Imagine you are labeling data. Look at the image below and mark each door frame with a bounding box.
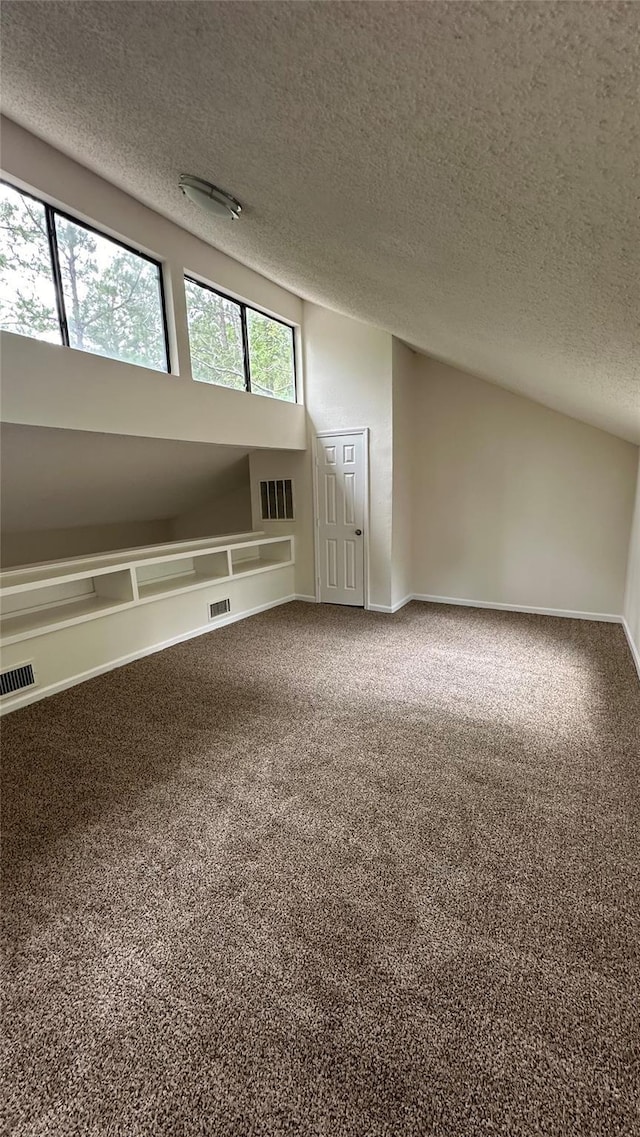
[313,427,371,609]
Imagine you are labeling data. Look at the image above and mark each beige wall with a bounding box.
[624,454,640,671]
[0,424,253,531]
[303,303,393,609]
[170,482,253,542]
[391,340,415,609]
[0,423,255,568]
[1,519,173,568]
[2,482,256,569]
[411,359,638,616]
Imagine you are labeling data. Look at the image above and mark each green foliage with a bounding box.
[247,309,295,401]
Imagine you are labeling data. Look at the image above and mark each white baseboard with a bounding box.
[4,592,636,715]
[411,594,622,623]
[622,619,640,680]
[368,595,413,614]
[0,594,297,715]
[392,595,414,613]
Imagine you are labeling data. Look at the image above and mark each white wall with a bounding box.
[303,303,393,609]
[1,332,306,450]
[411,358,638,616]
[391,340,415,609]
[248,450,315,599]
[623,454,640,673]
[0,118,305,451]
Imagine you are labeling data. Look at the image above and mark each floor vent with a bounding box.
[1,663,36,697]
[209,599,231,619]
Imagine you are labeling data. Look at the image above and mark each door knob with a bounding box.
[355,529,362,536]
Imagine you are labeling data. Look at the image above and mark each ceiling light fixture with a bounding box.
[179,174,242,220]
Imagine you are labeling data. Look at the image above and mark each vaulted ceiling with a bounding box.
[1,1,638,441]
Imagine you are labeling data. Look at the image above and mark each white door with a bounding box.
[316,431,366,606]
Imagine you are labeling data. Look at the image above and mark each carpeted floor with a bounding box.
[1,601,639,1136]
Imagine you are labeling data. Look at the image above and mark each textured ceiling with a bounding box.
[1,1,638,441]
[0,425,250,531]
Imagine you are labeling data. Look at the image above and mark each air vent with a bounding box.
[209,599,231,619]
[260,479,294,521]
[0,663,36,697]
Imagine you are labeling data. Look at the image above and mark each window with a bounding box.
[260,479,294,521]
[246,308,296,400]
[185,276,296,402]
[0,180,170,371]
[0,184,61,344]
[184,279,245,390]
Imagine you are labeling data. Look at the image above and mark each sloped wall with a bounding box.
[0,424,255,567]
[1,520,173,568]
[170,479,253,541]
[410,358,638,615]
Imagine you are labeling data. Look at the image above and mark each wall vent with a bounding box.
[1,663,36,697]
[260,479,294,521]
[209,599,231,619]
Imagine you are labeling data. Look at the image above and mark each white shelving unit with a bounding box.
[0,568,136,645]
[0,533,294,647]
[135,550,231,602]
[230,539,293,577]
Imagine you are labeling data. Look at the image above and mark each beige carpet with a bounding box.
[2,601,639,1136]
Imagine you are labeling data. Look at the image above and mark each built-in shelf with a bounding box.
[1,559,134,594]
[135,550,231,602]
[0,531,260,595]
[230,540,293,577]
[231,559,270,576]
[0,595,129,644]
[0,534,294,647]
[0,568,135,645]
[136,572,200,601]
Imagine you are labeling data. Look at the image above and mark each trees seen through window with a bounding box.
[0,181,168,371]
[185,276,296,402]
